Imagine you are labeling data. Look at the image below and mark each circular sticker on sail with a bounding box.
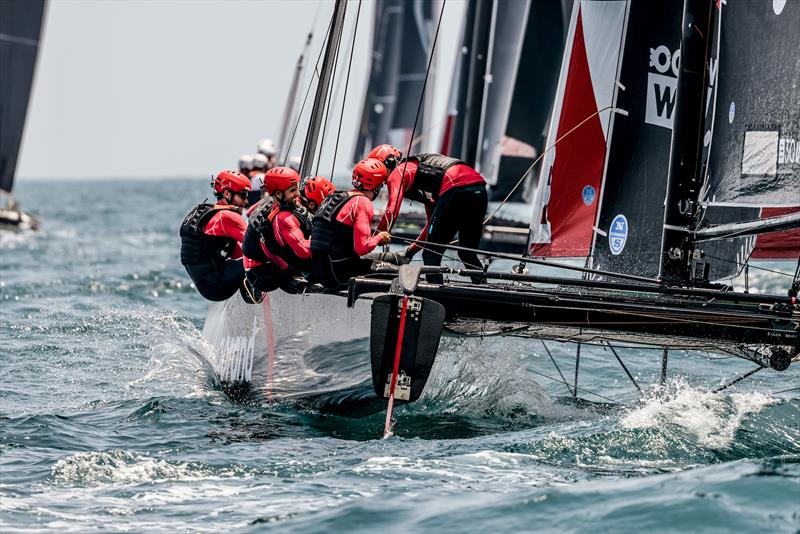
[728,101,735,124]
[608,214,628,256]
[774,0,787,15]
[581,185,596,206]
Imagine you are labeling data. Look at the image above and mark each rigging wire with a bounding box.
[330,0,362,179]
[390,234,660,285]
[701,253,796,279]
[387,0,448,231]
[483,105,621,226]
[527,368,622,405]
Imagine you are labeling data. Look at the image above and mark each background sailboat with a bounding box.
[0,0,46,231]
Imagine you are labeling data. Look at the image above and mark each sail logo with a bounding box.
[778,137,800,165]
[608,214,628,255]
[645,46,680,130]
[582,185,596,206]
[213,316,257,383]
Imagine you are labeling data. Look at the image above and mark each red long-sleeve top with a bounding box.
[337,193,384,256]
[203,206,247,259]
[243,205,312,270]
[377,161,485,251]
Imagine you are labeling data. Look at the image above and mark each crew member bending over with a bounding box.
[180,170,251,301]
[242,167,322,294]
[370,144,487,283]
[310,158,391,289]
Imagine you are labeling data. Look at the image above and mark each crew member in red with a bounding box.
[180,170,251,301]
[242,167,319,294]
[310,158,391,289]
[371,144,488,283]
[301,175,336,212]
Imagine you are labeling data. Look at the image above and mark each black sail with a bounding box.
[591,0,683,279]
[0,0,46,193]
[698,0,800,278]
[353,0,432,161]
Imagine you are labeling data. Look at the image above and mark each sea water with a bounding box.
[1,178,798,533]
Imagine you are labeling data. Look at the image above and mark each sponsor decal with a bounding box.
[581,185,596,206]
[774,0,787,15]
[728,101,735,124]
[608,214,628,255]
[646,45,680,129]
[214,316,257,383]
[742,131,779,175]
[778,137,800,165]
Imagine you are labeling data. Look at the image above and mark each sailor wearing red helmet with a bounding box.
[310,158,392,289]
[242,167,325,294]
[180,170,252,301]
[301,175,336,213]
[370,144,487,284]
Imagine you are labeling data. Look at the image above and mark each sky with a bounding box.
[17,0,464,181]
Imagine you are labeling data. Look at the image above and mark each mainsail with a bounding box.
[590,0,683,278]
[0,0,46,194]
[696,0,800,278]
[352,0,433,162]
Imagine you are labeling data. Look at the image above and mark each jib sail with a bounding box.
[697,0,800,278]
[0,0,46,193]
[353,0,433,162]
[590,0,683,278]
[528,0,626,257]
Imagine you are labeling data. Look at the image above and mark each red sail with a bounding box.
[528,2,626,257]
[752,207,800,259]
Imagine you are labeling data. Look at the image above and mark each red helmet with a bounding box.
[303,176,335,206]
[352,158,388,191]
[368,144,401,170]
[213,170,251,194]
[264,166,300,195]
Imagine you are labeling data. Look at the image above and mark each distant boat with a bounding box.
[0,0,46,231]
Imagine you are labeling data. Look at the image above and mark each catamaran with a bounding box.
[198,0,799,436]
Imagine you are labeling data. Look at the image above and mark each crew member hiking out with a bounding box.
[370,144,488,284]
[242,167,324,295]
[180,170,252,301]
[310,158,391,289]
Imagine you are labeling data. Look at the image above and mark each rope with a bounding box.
[390,234,660,285]
[331,0,362,179]
[484,105,620,226]
[388,0,448,231]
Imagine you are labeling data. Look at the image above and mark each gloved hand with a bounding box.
[401,246,418,264]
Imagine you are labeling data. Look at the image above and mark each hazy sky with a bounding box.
[17,0,464,181]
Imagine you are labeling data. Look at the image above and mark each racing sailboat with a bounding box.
[0,0,46,231]
[200,0,799,418]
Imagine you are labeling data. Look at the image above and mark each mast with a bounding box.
[300,0,347,180]
[660,0,715,283]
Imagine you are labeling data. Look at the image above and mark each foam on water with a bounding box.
[621,377,777,449]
